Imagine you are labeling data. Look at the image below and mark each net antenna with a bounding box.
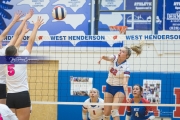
[109,26,128,35]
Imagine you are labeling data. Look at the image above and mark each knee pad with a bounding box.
[111,109,119,118]
[103,115,110,120]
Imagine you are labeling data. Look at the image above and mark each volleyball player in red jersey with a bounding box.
[126,84,155,120]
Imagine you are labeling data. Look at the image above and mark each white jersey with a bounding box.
[0,104,18,120]
[106,55,130,86]
[0,45,8,84]
[5,49,30,93]
[83,98,104,120]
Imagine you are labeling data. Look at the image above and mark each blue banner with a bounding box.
[98,0,124,31]
[125,0,163,30]
[1,0,180,48]
[165,0,180,30]
[0,56,48,64]
[0,0,91,35]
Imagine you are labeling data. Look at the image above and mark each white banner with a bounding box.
[70,76,93,96]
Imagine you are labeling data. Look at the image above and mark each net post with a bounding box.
[152,0,158,34]
[90,0,95,35]
[94,0,100,35]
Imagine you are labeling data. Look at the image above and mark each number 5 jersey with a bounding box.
[5,49,30,93]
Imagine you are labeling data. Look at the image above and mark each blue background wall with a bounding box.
[58,70,180,120]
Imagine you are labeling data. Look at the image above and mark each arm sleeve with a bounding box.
[124,64,130,77]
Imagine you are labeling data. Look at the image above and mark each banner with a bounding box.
[126,0,163,30]
[99,0,124,31]
[2,34,180,47]
[143,79,161,104]
[165,0,180,30]
[0,0,91,35]
[70,76,93,96]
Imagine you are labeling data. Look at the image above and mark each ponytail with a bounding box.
[130,40,144,56]
[124,40,144,59]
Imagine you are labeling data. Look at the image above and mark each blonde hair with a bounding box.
[125,40,144,59]
[88,88,100,97]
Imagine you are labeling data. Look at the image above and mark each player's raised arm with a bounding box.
[14,23,29,49]
[0,11,23,43]
[7,9,34,47]
[98,55,115,64]
[26,16,44,54]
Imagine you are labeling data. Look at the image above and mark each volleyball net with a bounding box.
[4,34,179,120]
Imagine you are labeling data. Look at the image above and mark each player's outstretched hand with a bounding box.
[98,60,101,64]
[22,23,30,34]
[24,9,34,20]
[98,56,105,64]
[12,11,24,22]
[33,16,44,29]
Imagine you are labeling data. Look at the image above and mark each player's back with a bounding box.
[5,64,28,93]
[5,49,30,93]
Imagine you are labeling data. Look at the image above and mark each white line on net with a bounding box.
[31,101,180,107]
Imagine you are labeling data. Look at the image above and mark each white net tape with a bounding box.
[31,101,180,107]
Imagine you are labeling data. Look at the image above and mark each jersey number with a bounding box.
[8,64,15,76]
[110,68,117,76]
[93,110,96,115]
[135,112,139,117]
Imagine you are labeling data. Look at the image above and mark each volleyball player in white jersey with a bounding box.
[98,45,143,120]
[5,16,43,120]
[82,88,104,120]
[0,10,32,104]
[0,104,18,120]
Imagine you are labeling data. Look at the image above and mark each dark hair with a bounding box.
[133,84,143,92]
[133,84,143,97]
[5,45,17,56]
[124,40,144,59]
